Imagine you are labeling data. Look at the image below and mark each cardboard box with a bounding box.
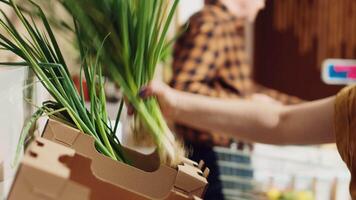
[8,137,91,200]
[9,119,208,199]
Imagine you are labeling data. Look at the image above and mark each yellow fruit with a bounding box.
[267,189,282,200]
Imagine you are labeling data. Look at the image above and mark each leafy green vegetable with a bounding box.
[61,0,184,165]
[0,0,127,163]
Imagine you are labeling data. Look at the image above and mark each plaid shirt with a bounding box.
[170,1,301,148]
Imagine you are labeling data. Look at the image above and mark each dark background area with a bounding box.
[253,0,345,100]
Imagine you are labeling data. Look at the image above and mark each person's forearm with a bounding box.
[170,90,335,145]
[171,90,284,144]
[253,83,304,105]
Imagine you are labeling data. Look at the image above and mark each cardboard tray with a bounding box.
[8,119,209,199]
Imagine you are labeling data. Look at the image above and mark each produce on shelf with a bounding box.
[267,189,314,200]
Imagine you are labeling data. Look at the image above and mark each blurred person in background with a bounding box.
[169,0,303,199]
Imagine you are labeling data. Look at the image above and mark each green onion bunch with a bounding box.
[0,0,127,163]
[61,0,185,166]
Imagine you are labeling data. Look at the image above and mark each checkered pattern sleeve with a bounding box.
[170,18,221,97]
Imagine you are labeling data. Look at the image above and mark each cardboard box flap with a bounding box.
[121,144,160,172]
[44,119,161,172]
[22,138,74,178]
[87,149,177,199]
[8,138,90,200]
[181,158,199,168]
[44,119,81,147]
[174,163,208,197]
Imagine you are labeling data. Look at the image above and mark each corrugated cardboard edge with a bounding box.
[8,138,90,200]
[42,119,208,199]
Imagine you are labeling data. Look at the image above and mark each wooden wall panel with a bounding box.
[253,0,356,100]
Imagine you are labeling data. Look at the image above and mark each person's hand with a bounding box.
[127,81,178,120]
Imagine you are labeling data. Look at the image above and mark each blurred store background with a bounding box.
[1,0,356,199]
